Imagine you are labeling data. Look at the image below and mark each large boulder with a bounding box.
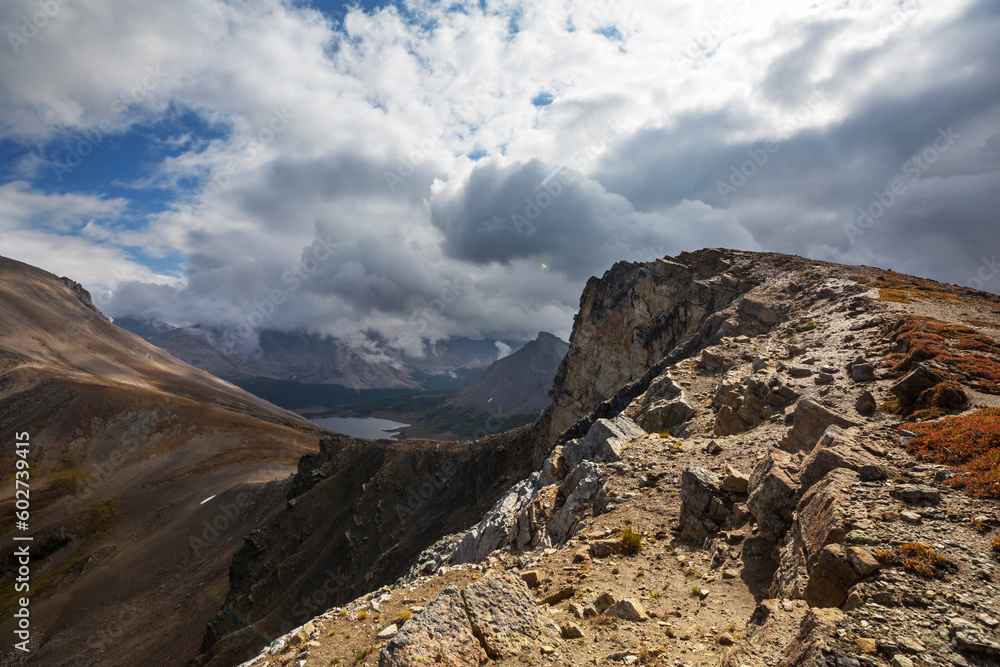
[802,543,862,608]
[747,448,801,543]
[799,426,876,493]
[890,363,945,404]
[460,573,559,659]
[562,416,645,471]
[713,372,799,436]
[680,468,729,543]
[508,485,559,552]
[380,573,559,666]
[637,397,695,434]
[635,372,695,434]
[547,462,607,542]
[379,587,488,667]
[771,469,858,602]
[780,608,844,667]
[779,399,859,453]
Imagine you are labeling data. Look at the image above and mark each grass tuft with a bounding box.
[620,528,643,555]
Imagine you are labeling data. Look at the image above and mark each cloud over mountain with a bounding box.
[1,0,998,350]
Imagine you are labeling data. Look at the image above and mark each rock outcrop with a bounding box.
[380,573,560,666]
[779,398,860,453]
[536,249,758,449]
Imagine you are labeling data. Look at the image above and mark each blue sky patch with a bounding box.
[531,92,555,108]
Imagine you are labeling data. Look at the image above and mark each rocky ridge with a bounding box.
[222,249,1000,667]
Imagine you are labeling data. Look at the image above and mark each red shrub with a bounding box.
[904,408,1000,498]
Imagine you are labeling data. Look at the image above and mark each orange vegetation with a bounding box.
[874,542,956,578]
[876,270,1000,310]
[886,316,1000,396]
[904,408,1000,498]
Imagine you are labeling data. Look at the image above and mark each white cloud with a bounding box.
[0,0,997,349]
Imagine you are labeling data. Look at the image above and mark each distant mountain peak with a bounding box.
[450,332,569,414]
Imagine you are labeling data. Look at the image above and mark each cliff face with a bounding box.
[537,248,774,449]
[196,427,537,667]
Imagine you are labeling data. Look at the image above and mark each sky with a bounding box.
[1,0,998,354]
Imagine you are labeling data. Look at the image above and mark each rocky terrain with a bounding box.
[220,249,1000,667]
[451,332,569,414]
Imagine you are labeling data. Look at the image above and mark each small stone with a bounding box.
[605,599,648,621]
[561,622,585,639]
[847,547,881,577]
[568,602,585,619]
[573,548,591,563]
[521,570,540,587]
[897,637,926,653]
[624,655,639,665]
[589,540,622,558]
[718,633,736,646]
[593,592,616,614]
[540,646,556,655]
[978,613,1000,629]
[704,440,723,455]
[721,465,750,493]
[893,657,914,667]
[541,586,575,605]
[891,484,941,504]
[723,568,739,580]
[859,464,888,482]
[855,390,877,415]
[288,622,315,646]
[857,638,877,653]
[376,624,398,639]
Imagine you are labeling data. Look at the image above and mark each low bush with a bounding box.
[874,543,956,578]
[904,408,1000,498]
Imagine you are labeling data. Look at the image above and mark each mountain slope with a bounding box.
[450,332,568,414]
[226,248,1000,667]
[0,256,322,667]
